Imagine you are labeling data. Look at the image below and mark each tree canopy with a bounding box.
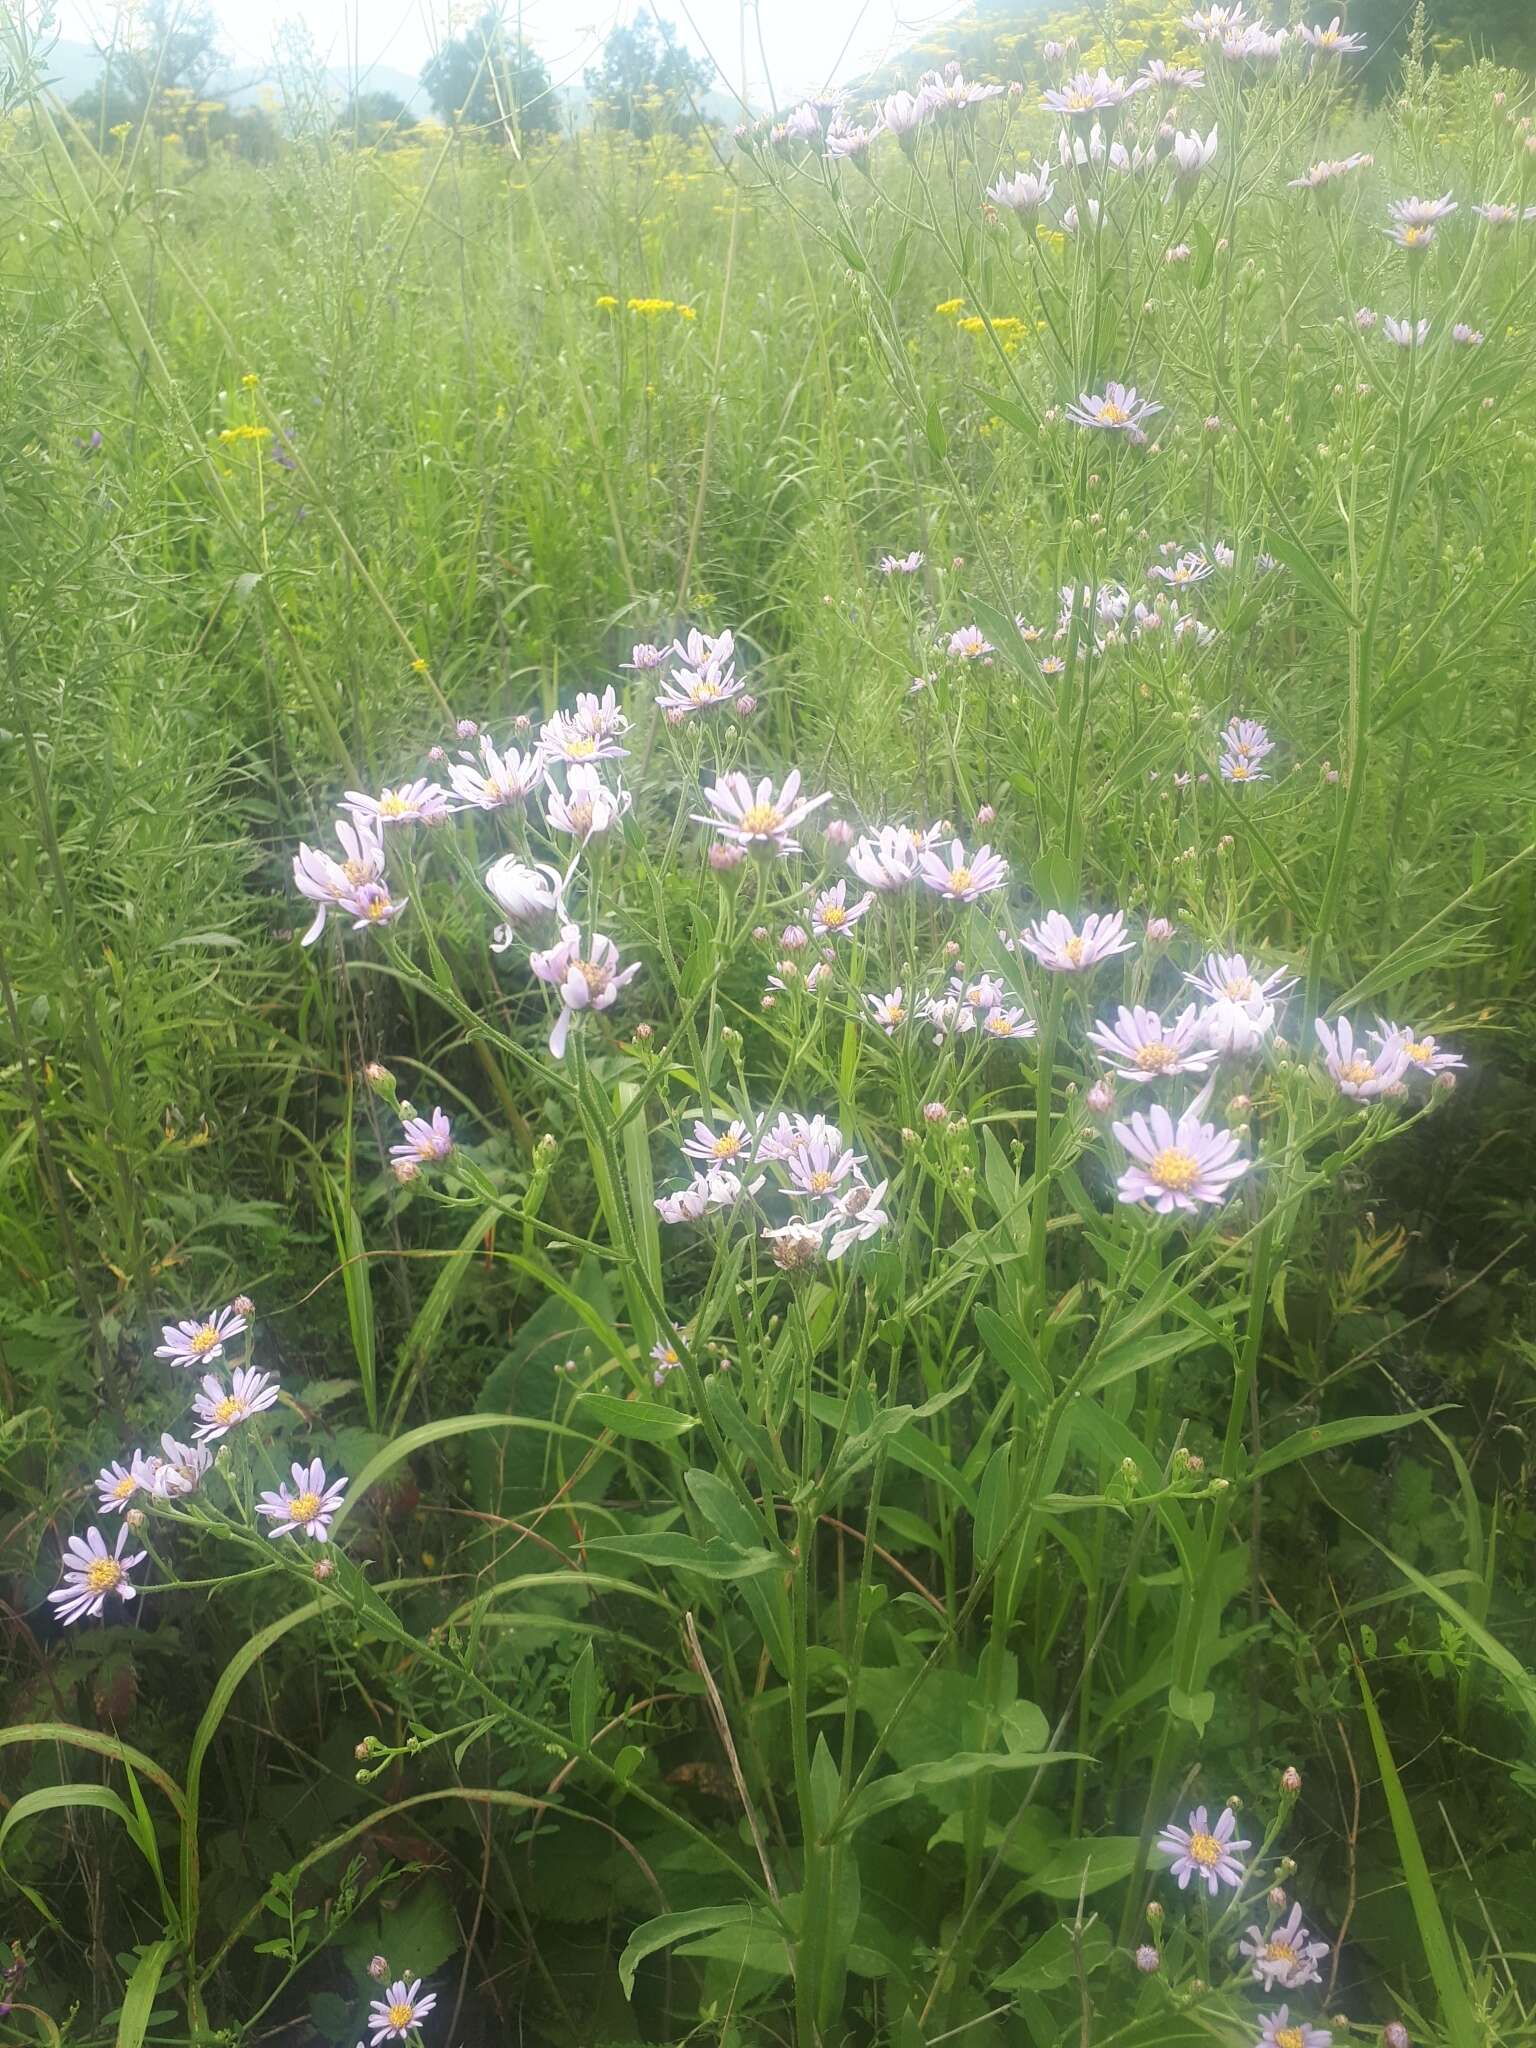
[420,11,558,138]
[583,16,714,138]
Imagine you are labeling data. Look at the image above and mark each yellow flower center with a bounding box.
[378,793,410,816]
[112,1474,137,1499]
[711,1134,744,1160]
[564,735,597,758]
[85,1557,123,1594]
[191,1324,220,1354]
[947,867,974,894]
[1406,1039,1432,1062]
[693,678,722,699]
[288,1490,322,1523]
[1065,89,1094,109]
[1276,2030,1305,2048]
[1339,1057,1376,1085]
[1064,935,1086,964]
[1401,225,1429,245]
[985,1013,1015,1035]
[885,1004,906,1022]
[1134,1041,1178,1072]
[739,803,783,834]
[1266,1939,1300,1964]
[1149,1148,1201,1192]
[1222,975,1255,1000]
[567,803,595,832]
[806,1169,836,1193]
[577,960,612,997]
[364,897,391,920]
[387,2003,414,2029]
[1186,1827,1222,1865]
[1097,401,1129,425]
[342,858,372,883]
[213,1395,243,1425]
[1229,763,1252,780]
[821,903,846,926]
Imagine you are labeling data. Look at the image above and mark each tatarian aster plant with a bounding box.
[682,1118,758,1168]
[1376,1021,1465,1082]
[1255,2009,1332,2048]
[1065,383,1163,435]
[446,736,544,810]
[95,1452,158,1514]
[1022,909,1135,972]
[849,823,938,891]
[292,817,388,946]
[693,769,831,855]
[1298,15,1366,53]
[528,924,642,1058]
[1089,1003,1215,1081]
[812,881,873,937]
[192,1366,282,1442]
[919,837,1009,902]
[1240,1903,1330,1991]
[1315,1016,1409,1099]
[151,1433,212,1498]
[391,1109,454,1166]
[1155,1802,1252,1892]
[342,779,449,827]
[1114,1097,1249,1214]
[257,1458,348,1542]
[155,1303,248,1369]
[368,1978,438,2044]
[47,1523,147,1627]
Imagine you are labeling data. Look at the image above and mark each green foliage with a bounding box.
[420,9,559,138]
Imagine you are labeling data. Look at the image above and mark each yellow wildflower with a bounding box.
[677,304,697,320]
[411,657,429,673]
[240,372,260,388]
[217,424,272,445]
[595,294,619,309]
[627,297,677,316]
[934,297,966,317]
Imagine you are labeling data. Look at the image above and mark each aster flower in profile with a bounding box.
[1041,67,1149,118]
[544,763,631,839]
[1375,1021,1465,1082]
[529,924,642,1058]
[540,700,629,764]
[1170,126,1219,179]
[867,987,910,1032]
[1289,153,1371,193]
[1223,24,1287,60]
[1156,1802,1252,1890]
[150,1433,213,1498]
[657,628,741,713]
[682,1117,758,1168]
[1385,221,1438,252]
[878,550,925,574]
[825,1177,891,1259]
[1452,322,1484,346]
[947,624,994,660]
[988,165,1055,217]
[1150,551,1213,589]
[812,881,873,937]
[1066,383,1163,435]
[391,1108,454,1166]
[1142,57,1205,88]
[1240,1903,1330,1991]
[622,642,667,671]
[192,1366,281,1442]
[655,1171,736,1224]
[1022,909,1134,972]
[1388,192,1456,227]
[978,1003,1037,1044]
[925,69,1007,115]
[1184,3,1248,38]
[1255,2009,1332,2048]
[1315,1015,1410,1099]
[1089,1004,1215,1082]
[446,735,545,810]
[921,994,976,1045]
[763,1218,828,1271]
[1474,203,1520,226]
[1298,15,1366,53]
[293,817,388,946]
[368,1978,438,2045]
[1354,305,1379,330]
[879,89,926,142]
[342,780,449,827]
[826,118,878,159]
[485,856,563,938]
[1061,200,1103,234]
[919,837,1010,902]
[257,1457,348,1542]
[95,1452,159,1514]
[47,1523,147,1626]
[155,1302,248,1369]
[693,769,831,855]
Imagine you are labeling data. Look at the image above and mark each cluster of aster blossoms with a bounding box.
[654,1112,889,1269]
[648,626,748,719]
[47,1297,349,1631]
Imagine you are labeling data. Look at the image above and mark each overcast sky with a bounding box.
[47,0,956,106]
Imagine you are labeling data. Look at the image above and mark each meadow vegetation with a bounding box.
[2,6,1536,2046]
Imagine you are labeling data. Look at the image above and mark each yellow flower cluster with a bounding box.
[934,297,967,317]
[623,296,697,319]
[217,424,271,445]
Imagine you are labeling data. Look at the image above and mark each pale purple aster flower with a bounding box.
[1298,16,1366,53]
[150,1433,212,1498]
[257,1457,347,1542]
[1187,952,1296,1007]
[849,824,941,891]
[47,1522,147,1626]
[978,1004,1037,1043]
[622,642,667,671]
[951,971,1007,1009]
[825,1177,890,1260]
[657,628,741,713]
[1156,1802,1252,1889]
[1184,4,1248,39]
[342,780,449,827]
[867,987,910,1032]
[391,1108,454,1165]
[1315,1015,1410,1098]
[1474,203,1519,227]
[826,119,878,159]
[758,1112,844,1163]
[988,165,1055,216]
[1225,716,1274,760]
[1355,306,1378,330]
[1388,193,1457,227]
[1201,997,1275,1053]
[924,70,1006,115]
[1224,24,1287,60]
[1256,2009,1331,2048]
[1383,2024,1411,2048]
[1066,383,1163,434]
[1150,551,1213,588]
[1374,1021,1465,1081]
[1146,916,1176,941]
[292,817,387,945]
[1041,68,1149,118]
[812,880,873,937]
[1220,751,1268,784]
[1289,153,1373,193]
[539,703,629,764]
[784,101,822,142]
[682,1118,757,1168]
[1021,909,1134,972]
[485,856,562,935]
[446,736,544,810]
[1116,1094,1248,1214]
[155,1303,247,1370]
[785,1135,861,1198]
[650,1336,682,1384]
[763,1218,828,1270]
[920,994,976,1045]
[340,881,410,933]
[1385,221,1438,252]
[95,1451,159,1514]
[879,90,926,141]
[544,763,631,838]
[1171,125,1219,178]
[192,1366,281,1441]
[1089,1004,1215,1081]
[693,769,831,855]
[1062,200,1103,234]
[878,550,925,574]
[919,837,1009,902]
[1135,1944,1161,1973]
[1452,322,1484,346]
[1240,1903,1330,1990]
[528,923,642,1057]
[948,624,994,660]
[1142,57,1205,87]
[368,1979,438,2044]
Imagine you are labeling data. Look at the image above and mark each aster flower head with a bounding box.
[95,1451,160,1514]
[293,817,388,946]
[1089,1004,1216,1082]
[47,1522,147,1626]
[1184,3,1248,38]
[1041,67,1149,119]
[1375,1021,1465,1081]
[979,1003,1037,1043]
[155,1302,248,1369]
[919,837,1009,903]
[825,1177,891,1260]
[368,1978,438,2044]
[1062,199,1103,234]
[447,735,545,810]
[1223,23,1288,60]
[879,89,926,140]
[1256,2009,1332,2048]
[1221,750,1269,784]
[1171,125,1219,178]
[1156,1801,1252,1889]
[340,882,409,933]
[1355,305,1379,329]
[1315,1015,1410,1098]
[1115,1093,1249,1213]
[151,1432,213,1498]
[948,624,994,660]
[485,856,563,935]
[657,628,741,714]
[1150,551,1213,588]
[826,118,878,159]
[764,1218,827,1270]
[1388,192,1456,227]
[539,703,629,764]
[758,1111,844,1164]
[867,987,910,1032]
[693,769,831,856]
[1385,221,1437,252]
[622,641,667,671]
[528,923,642,1058]
[544,763,631,838]
[1066,383,1163,435]
[813,880,873,937]
[257,1457,347,1542]
[1452,322,1484,346]
[1474,203,1519,226]
[1022,909,1134,972]
[1143,57,1205,87]
[1240,1903,1330,1991]
[342,780,449,828]
[1225,716,1275,761]
[192,1366,281,1441]
[655,1168,759,1224]
[1299,16,1366,53]
[391,1108,454,1165]
[878,550,925,574]
[1188,952,1296,1007]
[785,1134,861,1199]
[682,1117,758,1168]
[988,164,1055,216]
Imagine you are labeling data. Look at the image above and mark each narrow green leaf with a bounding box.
[579,1390,698,1441]
[115,1939,177,2048]
[619,1904,764,1997]
[1250,1408,1437,1478]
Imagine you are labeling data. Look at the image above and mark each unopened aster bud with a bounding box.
[665,706,687,727]
[735,694,757,717]
[536,1133,557,1159]
[391,1158,420,1185]
[1134,1945,1161,1974]
[1282,1766,1302,1794]
[923,1101,949,1125]
[752,926,769,942]
[901,1126,918,1144]
[355,1738,376,1761]
[633,1021,653,1040]
[1269,1886,1289,1911]
[1205,415,1223,432]
[1145,1899,1164,1924]
[1382,2025,1411,2048]
[232,1294,255,1318]
[1086,1078,1116,1113]
[709,841,747,870]
[427,745,445,762]
[761,994,776,1010]
[944,940,961,959]
[975,803,996,825]
[312,1556,335,1581]
[824,818,854,846]
[455,718,479,739]
[368,1955,389,1981]
[514,714,532,733]
[1145,916,1175,941]
[364,1062,393,1089]
[125,1507,145,1529]
[781,924,808,951]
